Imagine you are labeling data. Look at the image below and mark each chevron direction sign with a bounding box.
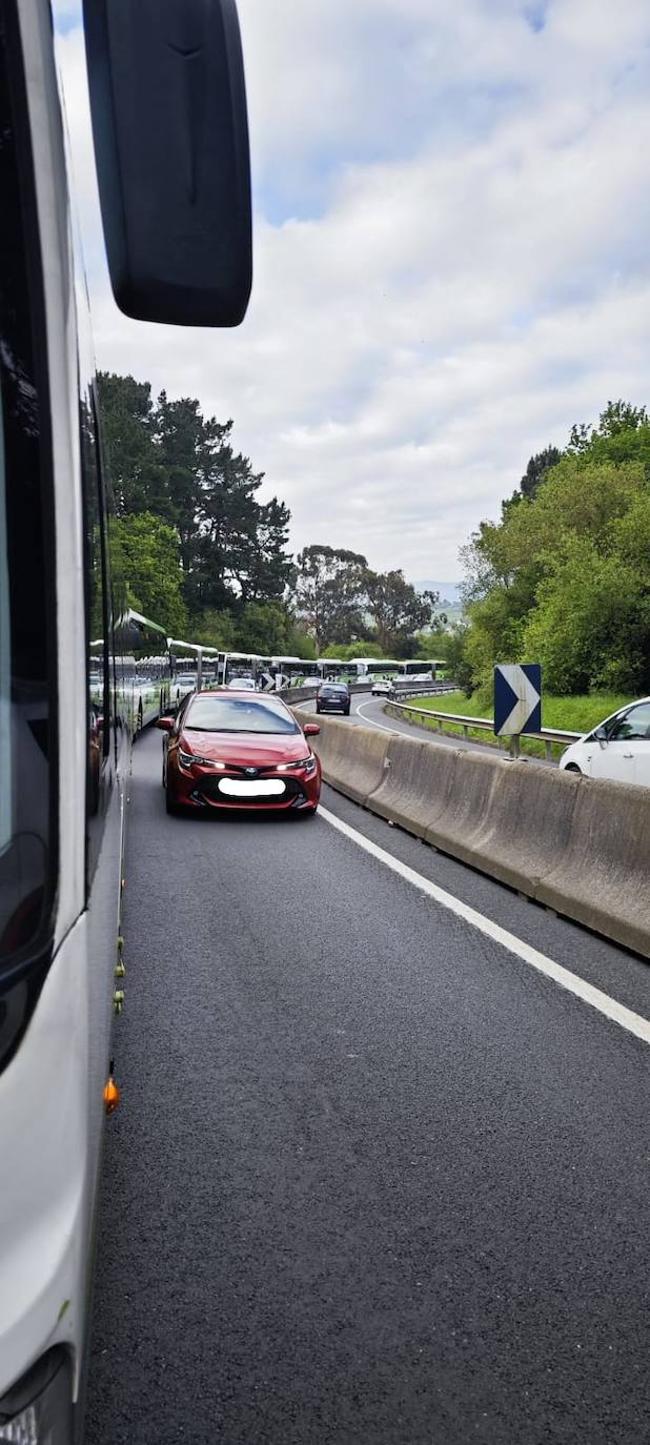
[494,664,542,736]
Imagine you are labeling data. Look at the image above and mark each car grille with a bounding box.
[198,776,303,802]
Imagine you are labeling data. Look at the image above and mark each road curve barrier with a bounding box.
[311,717,650,958]
[313,719,390,804]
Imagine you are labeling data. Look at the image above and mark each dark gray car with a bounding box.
[316,683,351,716]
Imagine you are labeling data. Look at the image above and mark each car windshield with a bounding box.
[185,697,299,734]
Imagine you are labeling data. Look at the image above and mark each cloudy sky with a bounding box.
[54,0,650,583]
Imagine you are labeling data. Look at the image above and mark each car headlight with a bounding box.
[0,1349,72,1444]
[178,751,225,769]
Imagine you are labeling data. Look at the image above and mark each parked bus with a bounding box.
[0,1,251,1439]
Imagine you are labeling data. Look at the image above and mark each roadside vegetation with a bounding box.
[393,691,634,761]
[441,401,650,703]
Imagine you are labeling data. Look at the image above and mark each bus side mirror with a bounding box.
[83,0,252,326]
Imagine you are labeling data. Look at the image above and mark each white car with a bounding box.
[371,678,394,697]
[228,676,256,691]
[559,697,650,787]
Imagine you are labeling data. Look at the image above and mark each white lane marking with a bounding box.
[355,700,402,733]
[318,804,650,1047]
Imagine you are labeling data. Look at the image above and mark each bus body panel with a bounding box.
[0,0,126,1414]
[20,0,87,949]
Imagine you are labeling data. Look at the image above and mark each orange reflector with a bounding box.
[103,1076,121,1114]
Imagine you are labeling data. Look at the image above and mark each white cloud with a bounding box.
[54,0,650,580]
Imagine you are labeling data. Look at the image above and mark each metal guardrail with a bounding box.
[388,682,458,699]
[386,699,581,762]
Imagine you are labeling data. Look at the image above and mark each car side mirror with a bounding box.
[156,716,174,732]
[83,0,252,325]
[594,726,608,745]
[303,723,320,737]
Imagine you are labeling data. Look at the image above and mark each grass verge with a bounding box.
[389,691,634,761]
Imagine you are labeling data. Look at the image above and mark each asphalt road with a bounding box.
[85,728,650,1445]
[305,692,543,761]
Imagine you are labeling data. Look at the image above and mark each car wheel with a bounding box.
[564,763,583,775]
[343,706,350,715]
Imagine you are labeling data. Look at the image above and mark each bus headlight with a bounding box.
[0,1349,72,1444]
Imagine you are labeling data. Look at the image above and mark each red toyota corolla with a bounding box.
[157,690,322,816]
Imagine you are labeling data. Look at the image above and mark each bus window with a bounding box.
[80,378,113,875]
[0,2,56,1057]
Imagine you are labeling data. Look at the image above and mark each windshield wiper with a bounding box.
[184,725,296,735]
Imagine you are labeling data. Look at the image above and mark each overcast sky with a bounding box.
[54,0,650,583]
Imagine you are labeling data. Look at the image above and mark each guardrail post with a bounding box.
[510,735,520,759]
[545,740,552,762]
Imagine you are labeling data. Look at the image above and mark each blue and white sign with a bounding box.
[494,664,542,736]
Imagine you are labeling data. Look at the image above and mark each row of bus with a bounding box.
[96,620,448,730]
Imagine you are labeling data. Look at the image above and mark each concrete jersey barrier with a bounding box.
[311,717,390,804]
[312,716,650,958]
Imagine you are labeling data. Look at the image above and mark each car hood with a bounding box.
[180,730,308,765]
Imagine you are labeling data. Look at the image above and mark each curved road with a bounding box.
[304,691,546,762]
[85,728,650,1445]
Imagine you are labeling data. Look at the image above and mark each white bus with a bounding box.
[0,1,251,1439]
[397,658,446,681]
[349,658,401,680]
[220,651,274,688]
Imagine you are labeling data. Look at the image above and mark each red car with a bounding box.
[157,690,322,816]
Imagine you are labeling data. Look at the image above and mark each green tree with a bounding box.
[109,512,187,636]
[522,536,650,694]
[97,373,167,516]
[294,546,369,648]
[458,403,650,695]
[364,570,438,654]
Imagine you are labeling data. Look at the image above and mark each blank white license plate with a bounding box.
[219,778,286,797]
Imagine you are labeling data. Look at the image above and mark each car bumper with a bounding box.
[168,766,321,811]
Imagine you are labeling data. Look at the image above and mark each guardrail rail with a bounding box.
[385,699,581,761]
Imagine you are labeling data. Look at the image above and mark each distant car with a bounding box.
[316,683,350,716]
[301,676,322,689]
[158,690,322,815]
[371,677,394,697]
[559,697,650,787]
[227,676,256,691]
[173,673,198,693]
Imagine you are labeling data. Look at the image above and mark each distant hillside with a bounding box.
[413,580,462,605]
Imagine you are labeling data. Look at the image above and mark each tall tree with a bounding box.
[108,512,187,636]
[294,546,369,648]
[97,373,167,516]
[364,571,438,654]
